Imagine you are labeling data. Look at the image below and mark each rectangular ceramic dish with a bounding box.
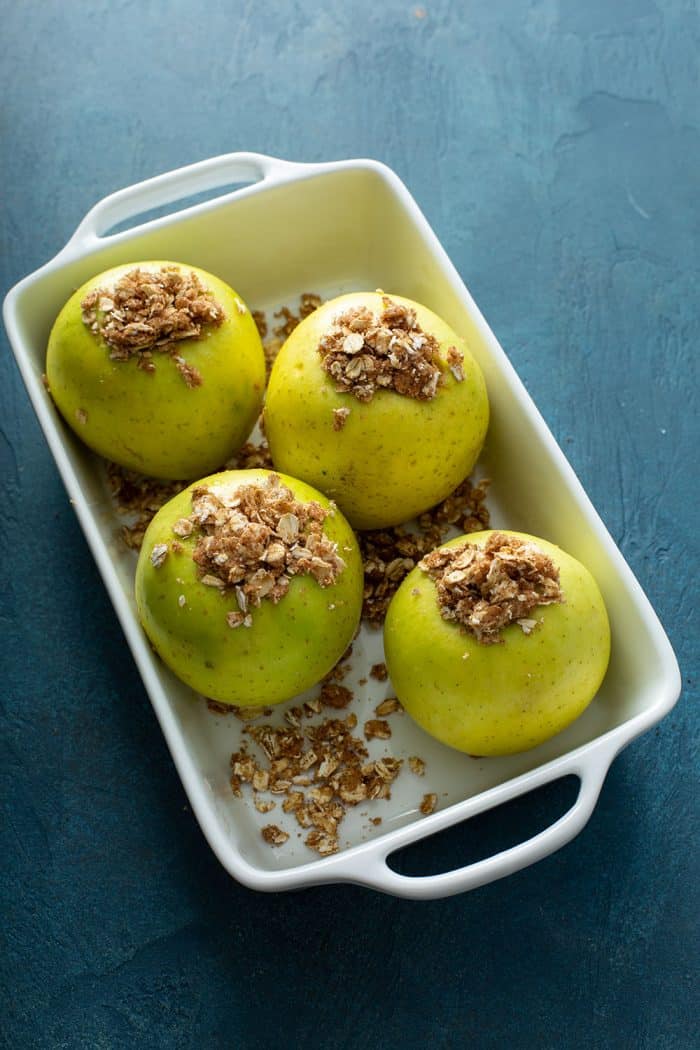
[3,153,681,899]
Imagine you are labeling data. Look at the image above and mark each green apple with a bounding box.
[46,261,265,479]
[264,292,489,529]
[384,530,611,755]
[135,469,363,706]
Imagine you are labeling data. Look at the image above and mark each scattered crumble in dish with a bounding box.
[408,756,426,777]
[420,793,438,816]
[364,719,391,741]
[261,824,289,846]
[374,697,402,717]
[230,699,406,856]
[370,662,388,681]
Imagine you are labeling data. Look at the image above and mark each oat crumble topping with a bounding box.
[446,345,465,381]
[318,295,461,404]
[419,531,563,644]
[176,473,345,627]
[360,477,490,625]
[150,543,168,568]
[369,662,388,681]
[81,266,224,385]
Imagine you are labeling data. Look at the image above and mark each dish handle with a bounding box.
[62,152,319,252]
[328,740,619,900]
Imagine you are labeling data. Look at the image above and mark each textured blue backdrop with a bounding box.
[1,1,698,1048]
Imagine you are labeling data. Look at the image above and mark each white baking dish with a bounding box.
[3,152,681,899]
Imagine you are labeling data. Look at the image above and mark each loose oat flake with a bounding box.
[81,265,224,385]
[318,295,463,403]
[364,719,392,741]
[261,824,289,846]
[408,756,426,777]
[374,697,402,717]
[180,473,345,628]
[420,793,438,816]
[419,531,563,644]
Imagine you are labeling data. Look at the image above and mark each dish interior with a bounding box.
[9,164,671,873]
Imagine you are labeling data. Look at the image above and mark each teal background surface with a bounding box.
[1,2,697,1047]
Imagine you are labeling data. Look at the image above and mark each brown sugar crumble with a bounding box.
[420,531,563,644]
[175,473,345,628]
[370,662,388,681]
[318,295,462,403]
[360,476,490,625]
[81,266,224,386]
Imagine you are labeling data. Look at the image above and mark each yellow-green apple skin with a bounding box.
[135,469,363,706]
[384,531,611,756]
[264,292,489,529]
[46,261,265,479]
